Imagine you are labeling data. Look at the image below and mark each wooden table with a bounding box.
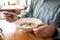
[0,5,26,10]
[11,28,53,40]
[0,20,53,40]
[0,5,27,14]
[0,20,17,40]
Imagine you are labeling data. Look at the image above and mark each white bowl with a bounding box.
[15,18,42,32]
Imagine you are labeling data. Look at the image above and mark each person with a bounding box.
[5,0,60,40]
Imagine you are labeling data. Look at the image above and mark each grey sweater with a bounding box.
[20,0,60,39]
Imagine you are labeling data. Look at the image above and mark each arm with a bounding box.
[19,0,33,18]
[50,7,60,39]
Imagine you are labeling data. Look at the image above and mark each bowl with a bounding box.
[15,18,42,32]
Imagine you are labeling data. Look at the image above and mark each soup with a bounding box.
[19,23,37,28]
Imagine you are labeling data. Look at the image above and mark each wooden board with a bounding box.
[10,28,53,40]
[0,5,25,10]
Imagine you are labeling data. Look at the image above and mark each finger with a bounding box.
[4,12,16,16]
[33,28,39,34]
[4,13,11,17]
[5,15,13,19]
[5,14,17,19]
[8,12,17,19]
[6,18,16,23]
[6,17,13,21]
[33,28,38,32]
[6,16,17,22]
[6,15,18,20]
[37,23,47,27]
[6,16,14,21]
[33,25,47,32]
[8,20,16,23]
[8,12,16,15]
[33,28,41,37]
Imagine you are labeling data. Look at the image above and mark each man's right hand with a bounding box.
[4,12,20,23]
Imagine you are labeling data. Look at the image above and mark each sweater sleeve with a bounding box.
[50,7,60,39]
[19,0,33,18]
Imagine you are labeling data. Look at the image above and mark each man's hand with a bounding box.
[5,12,20,23]
[33,23,56,38]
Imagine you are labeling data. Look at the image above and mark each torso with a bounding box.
[32,0,60,24]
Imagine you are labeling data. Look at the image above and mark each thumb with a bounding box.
[33,28,37,31]
[37,23,46,27]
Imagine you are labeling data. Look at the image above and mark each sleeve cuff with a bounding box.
[52,27,60,39]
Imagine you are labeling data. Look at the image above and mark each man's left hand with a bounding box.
[33,23,56,38]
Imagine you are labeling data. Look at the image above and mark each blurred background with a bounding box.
[0,0,31,40]
[0,0,31,6]
[0,0,31,19]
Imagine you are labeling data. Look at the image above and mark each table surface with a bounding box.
[0,20,16,40]
[0,5,25,11]
[0,20,53,40]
